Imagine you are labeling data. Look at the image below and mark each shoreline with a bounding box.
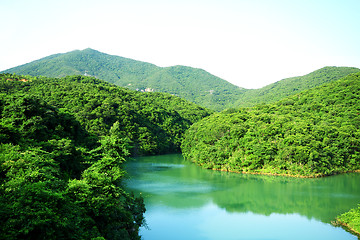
[216,165,360,238]
[332,220,360,237]
[193,160,360,238]
[209,167,360,178]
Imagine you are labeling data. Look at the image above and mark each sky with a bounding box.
[1,0,360,89]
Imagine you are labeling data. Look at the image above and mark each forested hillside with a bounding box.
[234,66,360,107]
[182,72,360,177]
[0,74,211,155]
[0,73,211,239]
[0,87,145,239]
[3,48,243,111]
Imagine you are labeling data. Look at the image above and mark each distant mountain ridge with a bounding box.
[234,66,360,107]
[3,48,243,111]
[3,48,359,110]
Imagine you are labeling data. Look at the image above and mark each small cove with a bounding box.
[125,154,360,240]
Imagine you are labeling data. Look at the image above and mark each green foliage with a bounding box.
[0,73,210,239]
[0,94,146,239]
[234,66,360,107]
[182,72,360,177]
[0,73,211,156]
[336,205,360,236]
[0,145,81,239]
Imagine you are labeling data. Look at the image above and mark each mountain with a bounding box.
[2,48,243,111]
[3,49,359,110]
[182,72,360,177]
[234,66,360,107]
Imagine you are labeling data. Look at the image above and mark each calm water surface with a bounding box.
[125,154,360,240]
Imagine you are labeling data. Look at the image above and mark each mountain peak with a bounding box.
[1,49,242,110]
[80,48,101,54]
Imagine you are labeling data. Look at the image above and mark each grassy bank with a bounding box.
[334,205,360,237]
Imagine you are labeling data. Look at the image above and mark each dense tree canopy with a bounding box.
[182,72,360,177]
[0,74,211,155]
[0,73,211,239]
[0,94,145,239]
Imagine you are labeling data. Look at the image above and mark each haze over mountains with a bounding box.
[3,48,359,110]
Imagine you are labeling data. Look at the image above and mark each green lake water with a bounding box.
[125,154,360,240]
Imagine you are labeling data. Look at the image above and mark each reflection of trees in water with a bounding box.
[211,173,360,223]
[126,154,360,224]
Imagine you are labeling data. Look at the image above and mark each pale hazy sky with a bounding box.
[1,0,360,89]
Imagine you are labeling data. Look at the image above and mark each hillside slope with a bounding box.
[3,49,243,111]
[182,72,360,177]
[0,73,211,155]
[234,66,360,107]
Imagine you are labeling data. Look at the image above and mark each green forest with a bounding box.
[182,72,360,177]
[0,73,211,239]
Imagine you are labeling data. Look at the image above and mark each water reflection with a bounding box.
[125,154,360,239]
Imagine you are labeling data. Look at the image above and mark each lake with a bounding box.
[125,154,360,240]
